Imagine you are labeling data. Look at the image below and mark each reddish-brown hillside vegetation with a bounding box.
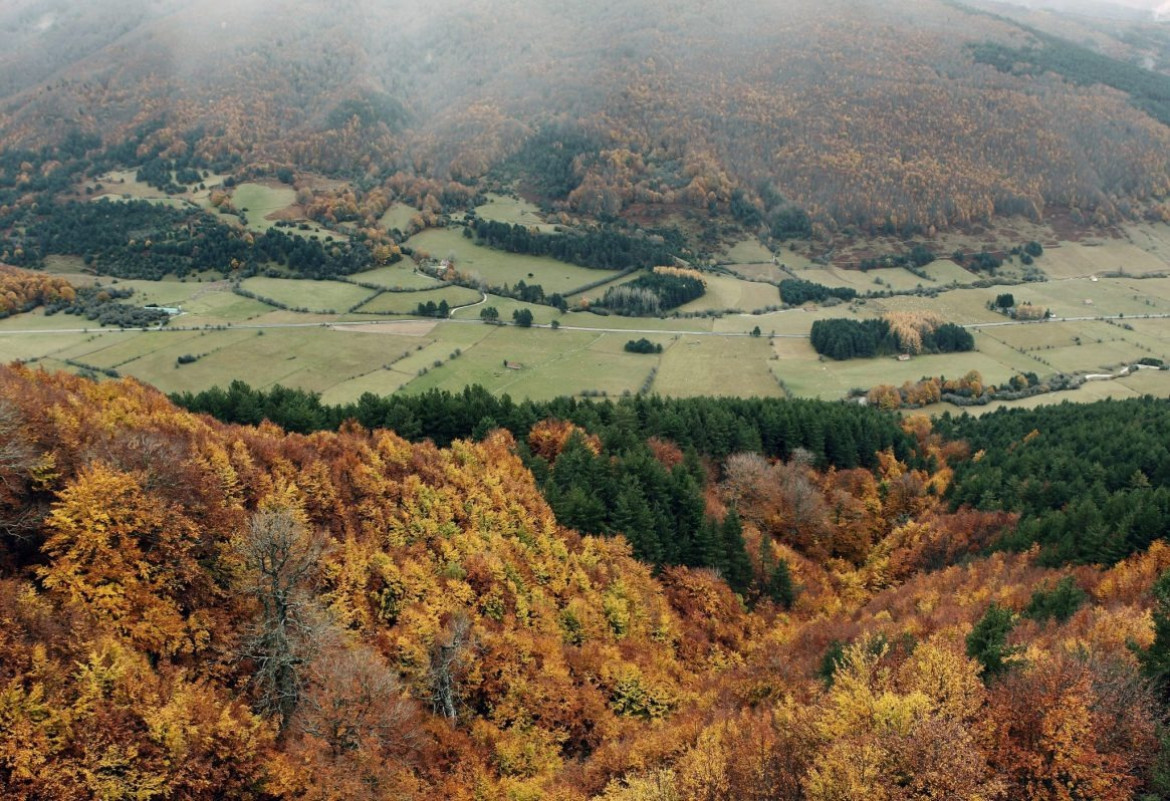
[0,364,1166,798]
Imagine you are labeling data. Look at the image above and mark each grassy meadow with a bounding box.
[405,228,621,296]
[4,225,1170,410]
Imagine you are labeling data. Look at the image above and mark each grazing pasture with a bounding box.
[406,228,622,295]
[354,285,482,314]
[238,277,377,312]
[3,224,1170,411]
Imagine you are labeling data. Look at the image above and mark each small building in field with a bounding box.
[897,353,911,361]
[504,360,523,370]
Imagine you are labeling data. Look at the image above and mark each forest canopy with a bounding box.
[2,366,1169,798]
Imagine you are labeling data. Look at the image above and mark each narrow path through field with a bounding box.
[448,291,487,316]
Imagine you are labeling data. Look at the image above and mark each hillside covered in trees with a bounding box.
[1,365,1168,797]
[3,0,1170,236]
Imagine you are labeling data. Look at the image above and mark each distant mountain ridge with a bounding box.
[3,0,1170,233]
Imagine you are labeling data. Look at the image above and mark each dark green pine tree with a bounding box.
[766,557,796,609]
[611,478,661,564]
[688,516,722,572]
[966,602,1020,683]
[668,466,707,566]
[720,508,754,596]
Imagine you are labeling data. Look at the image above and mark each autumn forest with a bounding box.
[3,0,1170,797]
[0,364,1168,799]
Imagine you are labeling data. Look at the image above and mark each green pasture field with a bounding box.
[728,263,786,283]
[400,326,686,400]
[975,320,1094,351]
[346,266,445,289]
[1125,319,1170,354]
[103,279,274,325]
[654,336,784,398]
[385,338,474,382]
[474,194,559,232]
[874,288,1004,324]
[318,366,415,405]
[981,320,1157,374]
[238,277,377,313]
[720,238,775,265]
[921,259,979,285]
[41,255,90,276]
[405,228,621,295]
[354,285,482,314]
[231,183,296,229]
[788,264,928,293]
[1037,240,1167,279]
[379,204,421,233]
[678,274,780,313]
[141,327,424,396]
[49,328,235,371]
[451,296,562,325]
[1111,276,1170,304]
[230,183,339,239]
[564,270,643,302]
[0,329,111,365]
[1117,368,1170,395]
[709,314,782,336]
[770,333,1031,400]
[1012,277,1170,318]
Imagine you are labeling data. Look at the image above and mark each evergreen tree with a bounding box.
[766,558,796,609]
[720,509,753,596]
[966,603,1020,682]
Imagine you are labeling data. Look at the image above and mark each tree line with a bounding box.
[779,278,858,305]
[468,218,685,271]
[173,381,911,467]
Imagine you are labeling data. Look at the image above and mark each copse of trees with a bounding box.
[43,284,172,328]
[0,265,75,317]
[811,318,891,360]
[624,338,663,354]
[597,271,705,316]
[414,300,450,318]
[779,278,858,305]
[469,218,684,271]
[857,245,935,272]
[811,317,974,360]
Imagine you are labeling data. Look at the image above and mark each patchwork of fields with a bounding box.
[7,203,1170,409]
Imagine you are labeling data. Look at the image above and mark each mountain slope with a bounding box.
[3,0,1170,232]
[1,365,1168,798]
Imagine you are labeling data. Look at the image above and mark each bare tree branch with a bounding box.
[233,506,327,729]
